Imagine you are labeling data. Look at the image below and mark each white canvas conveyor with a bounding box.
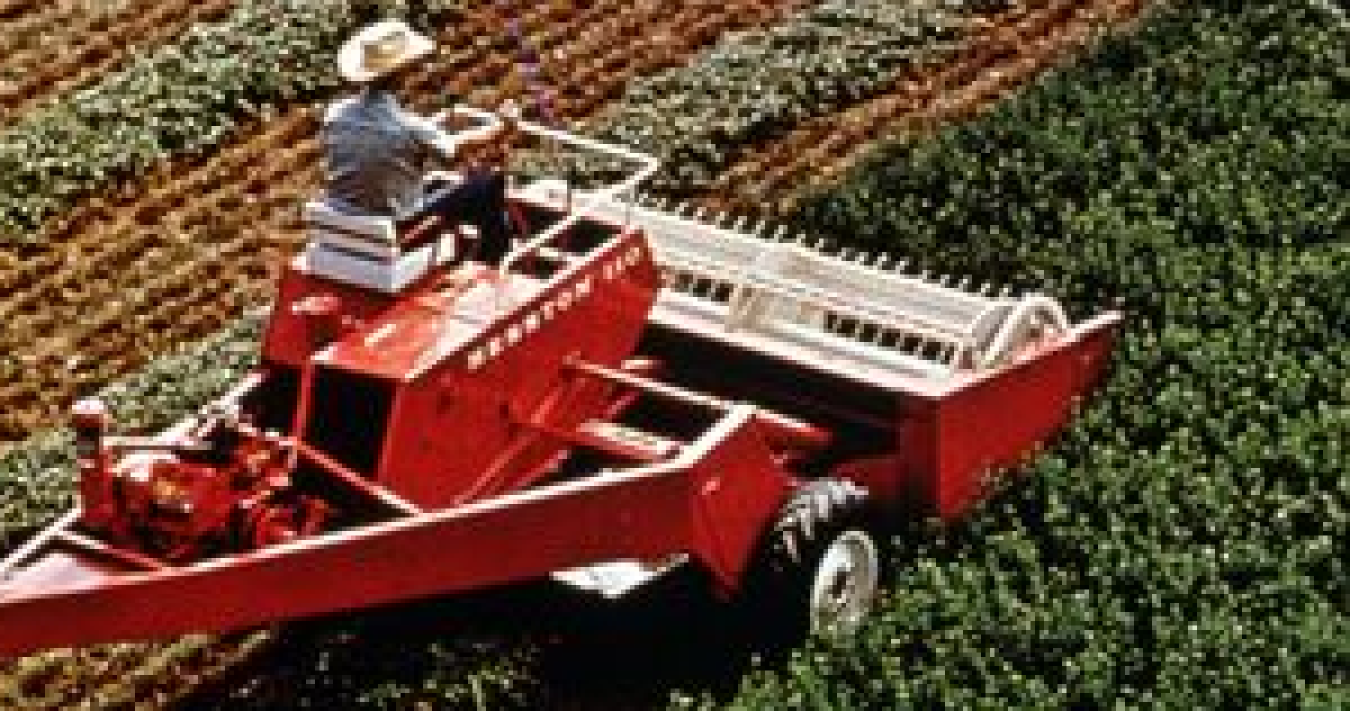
[563,190,1071,387]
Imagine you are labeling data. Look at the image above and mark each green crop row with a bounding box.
[529,0,986,194]
[0,0,457,238]
[687,1,1349,708]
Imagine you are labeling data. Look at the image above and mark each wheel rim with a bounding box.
[808,528,880,636]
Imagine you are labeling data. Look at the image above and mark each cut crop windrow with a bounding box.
[0,0,240,126]
[0,0,466,238]
[705,0,1149,214]
[535,0,987,194]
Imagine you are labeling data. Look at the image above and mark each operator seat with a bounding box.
[302,173,478,294]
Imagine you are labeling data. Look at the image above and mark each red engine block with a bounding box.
[73,399,328,562]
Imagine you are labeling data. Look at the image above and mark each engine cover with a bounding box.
[81,422,327,562]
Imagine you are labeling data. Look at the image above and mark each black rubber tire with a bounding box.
[738,478,881,648]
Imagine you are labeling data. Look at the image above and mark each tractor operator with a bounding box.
[323,19,521,265]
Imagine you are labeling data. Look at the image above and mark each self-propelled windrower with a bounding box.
[0,110,1120,657]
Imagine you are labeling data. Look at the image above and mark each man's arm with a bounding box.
[404,102,520,165]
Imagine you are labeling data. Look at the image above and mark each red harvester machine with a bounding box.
[0,111,1120,657]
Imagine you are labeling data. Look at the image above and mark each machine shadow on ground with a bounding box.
[180,564,760,710]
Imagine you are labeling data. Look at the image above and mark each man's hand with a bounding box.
[495,99,523,141]
[497,99,523,125]
[437,102,524,170]
[473,100,522,167]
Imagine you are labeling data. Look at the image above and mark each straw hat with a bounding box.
[338,19,435,83]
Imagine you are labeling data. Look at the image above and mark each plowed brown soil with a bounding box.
[0,0,238,124]
[0,0,813,444]
[703,0,1149,215]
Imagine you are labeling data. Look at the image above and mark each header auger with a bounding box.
[0,110,1119,657]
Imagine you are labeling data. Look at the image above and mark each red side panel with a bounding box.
[261,265,398,370]
[4,549,127,596]
[685,420,795,593]
[919,313,1122,519]
[0,481,666,658]
[0,419,788,658]
[379,231,662,509]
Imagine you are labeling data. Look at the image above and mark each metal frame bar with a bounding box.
[567,359,829,450]
[978,294,1070,369]
[0,508,80,578]
[439,106,661,275]
[664,256,974,348]
[295,441,423,517]
[55,531,166,571]
[607,199,993,308]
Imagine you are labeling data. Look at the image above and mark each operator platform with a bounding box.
[305,19,525,294]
